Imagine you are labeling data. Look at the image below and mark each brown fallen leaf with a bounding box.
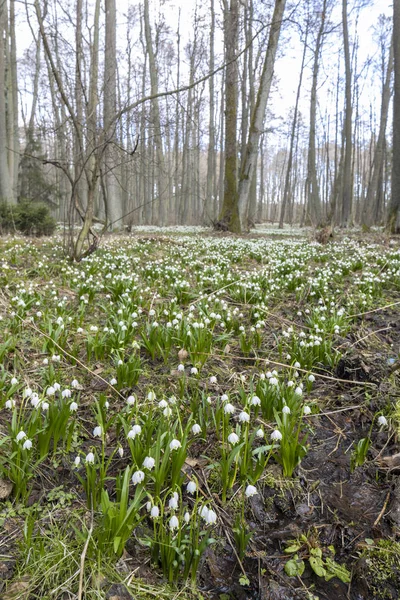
[380,453,400,469]
[2,577,30,600]
[178,348,188,361]
[0,478,13,500]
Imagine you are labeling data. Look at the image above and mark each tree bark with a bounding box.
[341,0,353,226]
[363,36,393,227]
[237,0,286,231]
[388,0,400,232]
[0,0,12,203]
[218,0,240,232]
[104,0,123,229]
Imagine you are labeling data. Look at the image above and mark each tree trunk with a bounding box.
[218,0,240,232]
[206,0,216,222]
[341,0,353,226]
[0,0,12,203]
[363,36,393,227]
[143,0,167,225]
[388,0,400,232]
[305,0,327,227]
[104,0,122,229]
[237,0,286,231]
[279,16,308,229]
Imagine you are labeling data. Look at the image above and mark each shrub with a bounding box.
[0,201,56,237]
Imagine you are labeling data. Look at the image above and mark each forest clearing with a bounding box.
[1,229,400,600]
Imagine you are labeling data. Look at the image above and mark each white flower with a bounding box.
[192,423,201,435]
[31,393,41,407]
[239,411,250,423]
[303,405,311,415]
[190,367,198,375]
[228,432,239,445]
[224,403,235,415]
[53,383,61,391]
[110,378,117,386]
[256,428,264,438]
[294,387,303,396]
[127,395,136,406]
[169,515,179,530]
[250,395,261,406]
[93,426,102,437]
[270,430,282,441]
[74,456,81,466]
[43,358,49,365]
[186,481,197,494]
[158,399,168,409]
[132,470,145,485]
[5,399,15,409]
[46,386,55,396]
[177,363,185,372]
[282,406,291,415]
[308,374,315,382]
[221,394,229,402]
[62,389,72,398]
[209,376,217,384]
[16,430,27,442]
[85,452,95,464]
[205,509,217,525]
[143,456,155,470]
[118,447,124,457]
[127,425,142,439]
[170,439,181,451]
[10,377,18,385]
[294,361,301,368]
[147,391,156,401]
[70,401,78,412]
[269,377,278,386]
[168,496,179,510]
[71,379,80,388]
[378,415,388,427]
[245,485,258,498]
[23,439,33,450]
[163,407,172,417]
[184,511,191,523]
[41,402,49,411]
[150,505,160,519]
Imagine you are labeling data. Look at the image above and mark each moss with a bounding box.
[360,539,400,599]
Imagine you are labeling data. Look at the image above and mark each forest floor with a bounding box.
[1,229,400,600]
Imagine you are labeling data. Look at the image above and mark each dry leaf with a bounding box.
[0,478,13,500]
[3,577,30,600]
[178,348,188,361]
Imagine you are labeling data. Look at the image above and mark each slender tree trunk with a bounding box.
[0,0,12,203]
[143,0,166,225]
[388,0,400,232]
[8,0,18,202]
[206,0,216,222]
[341,0,353,226]
[363,36,393,227]
[237,0,286,231]
[305,0,327,227]
[104,0,122,229]
[279,17,308,228]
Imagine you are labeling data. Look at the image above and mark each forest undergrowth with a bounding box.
[1,231,400,600]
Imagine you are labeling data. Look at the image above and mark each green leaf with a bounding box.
[324,557,351,583]
[309,555,326,578]
[284,543,302,553]
[113,536,121,553]
[285,556,305,577]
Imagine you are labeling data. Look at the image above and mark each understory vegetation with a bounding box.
[1,230,400,599]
